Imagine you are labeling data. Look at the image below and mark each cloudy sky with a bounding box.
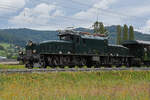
[0,0,150,33]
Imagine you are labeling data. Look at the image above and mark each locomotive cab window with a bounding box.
[83,39,86,44]
[60,35,73,41]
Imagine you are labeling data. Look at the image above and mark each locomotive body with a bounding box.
[18,30,150,69]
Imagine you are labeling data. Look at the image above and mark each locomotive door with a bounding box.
[74,36,82,53]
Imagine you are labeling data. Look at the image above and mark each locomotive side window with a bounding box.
[83,39,86,44]
[48,46,51,50]
[60,36,66,40]
[60,35,73,41]
[144,48,147,52]
[76,37,80,44]
[148,46,150,51]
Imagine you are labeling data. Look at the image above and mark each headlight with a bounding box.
[33,50,36,53]
[19,51,23,55]
[28,42,33,46]
[28,40,33,46]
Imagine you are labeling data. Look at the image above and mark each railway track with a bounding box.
[0,67,150,74]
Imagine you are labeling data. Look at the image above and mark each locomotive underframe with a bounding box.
[23,54,139,69]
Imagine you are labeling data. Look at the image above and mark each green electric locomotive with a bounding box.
[18,30,150,69]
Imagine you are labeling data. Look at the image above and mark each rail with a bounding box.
[0,67,150,74]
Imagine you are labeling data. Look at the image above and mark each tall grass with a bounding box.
[0,64,25,69]
[0,71,150,100]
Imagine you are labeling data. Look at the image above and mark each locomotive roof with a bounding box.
[59,30,108,40]
[40,40,72,44]
[81,35,108,40]
[123,40,150,46]
[108,44,128,49]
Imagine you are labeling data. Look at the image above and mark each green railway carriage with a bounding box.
[108,44,129,56]
[19,30,148,69]
[122,40,150,65]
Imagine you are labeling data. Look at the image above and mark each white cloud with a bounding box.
[9,3,64,28]
[120,5,150,17]
[0,0,26,14]
[73,0,120,25]
[2,0,150,32]
[139,20,150,34]
[94,0,117,9]
[32,3,56,15]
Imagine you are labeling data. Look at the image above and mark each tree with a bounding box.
[129,25,134,40]
[123,24,128,41]
[116,25,122,45]
[93,21,99,33]
[93,21,107,34]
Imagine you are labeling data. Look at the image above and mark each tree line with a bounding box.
[117,24,134,45]
[93,21,135,45]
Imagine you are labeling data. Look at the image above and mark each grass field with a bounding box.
[0,71,150,100]
[0,64,25,69]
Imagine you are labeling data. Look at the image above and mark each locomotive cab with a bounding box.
[26,40,38,55]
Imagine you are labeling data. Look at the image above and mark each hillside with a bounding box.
[0,26,150,46]
[0,28,58,46]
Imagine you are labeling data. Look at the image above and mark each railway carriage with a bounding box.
[123,40,150,66]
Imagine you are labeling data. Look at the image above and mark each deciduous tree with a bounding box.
[93,21,107,34]
[129,25,134,40]
[116,25,122,45]
[123,24,128,41]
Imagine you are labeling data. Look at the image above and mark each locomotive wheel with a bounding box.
[62,56,70,65]
[40,62,47,68]
[26,63,33,69]
[53,56,60,66]
[81,58,87,66]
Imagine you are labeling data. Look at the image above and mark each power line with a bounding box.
[0,0,146,30]
[51,0,147,29]
[0,5,18,10]
[67,0,149,21]
[0,4,20,9]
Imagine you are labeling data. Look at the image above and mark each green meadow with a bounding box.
[0,71,149,100]
[0,64,25,69]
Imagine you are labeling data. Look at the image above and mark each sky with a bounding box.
[0,0,150,34]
